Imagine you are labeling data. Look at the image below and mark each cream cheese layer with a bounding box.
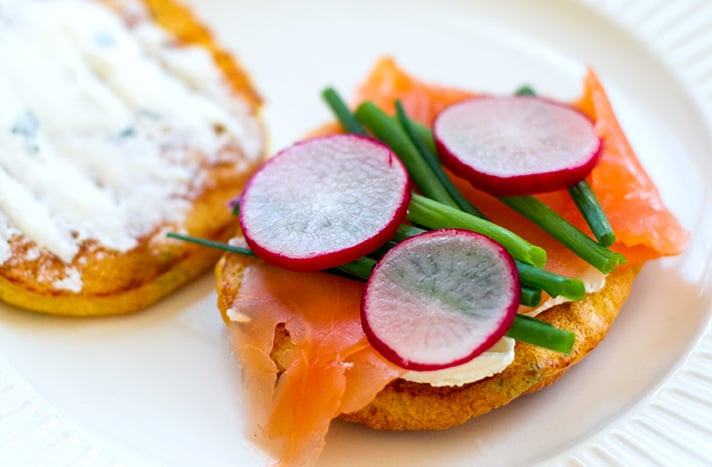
[0,0,262,290]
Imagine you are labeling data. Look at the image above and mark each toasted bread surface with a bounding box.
[216,250,637,431]
[0,0,264,316]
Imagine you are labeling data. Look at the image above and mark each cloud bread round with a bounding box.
[0,0,265,316]
[216,251,637,431]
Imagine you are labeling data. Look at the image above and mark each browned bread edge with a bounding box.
[215,249,638,431]
[0,0,264,316]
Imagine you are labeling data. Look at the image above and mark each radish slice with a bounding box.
[434,96,601,196]
[239,134,411,272]
[361,229,519,371]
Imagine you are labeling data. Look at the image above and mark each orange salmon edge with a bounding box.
[263,354,353,464]
[228,263,408,463]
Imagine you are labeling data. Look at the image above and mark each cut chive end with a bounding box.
[231,201,240,216]
[598,232,616,248]
[321,87,368,135]
[568,180,616,248]
[562,280,587,301]
[515,85,536,96]
[520,287,542,307]
[528,246,547,269]
[515,260,586,301]
[501,195,622,274]
[507,314,575,354]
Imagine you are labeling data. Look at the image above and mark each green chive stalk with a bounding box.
[354,102,458,208]
[568,180,616,247]
[514,260,586,300]
[408,194,547,268]
[321,87,437,153]
[395,100,485,218]
[167,232,375,281]
[520,286,542,307]
[500,196,625,273]
[167,232,255,257]
[515,85,537,96]
[321,88,368,135]
[390,115,437,155]
[330,256,377,280]
[393,224,427,242]
[506,314,575,354]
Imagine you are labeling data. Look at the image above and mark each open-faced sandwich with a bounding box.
[173,58,687,465]
[0,0,265,315]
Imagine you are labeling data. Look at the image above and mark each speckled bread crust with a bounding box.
[0,0,264,316]
[216,252,638,431]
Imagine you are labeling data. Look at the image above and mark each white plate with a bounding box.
[1,0,711,465]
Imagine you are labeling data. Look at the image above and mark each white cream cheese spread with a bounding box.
[402,337,515,387]
[0,0,262,291]
[525,267,607,317]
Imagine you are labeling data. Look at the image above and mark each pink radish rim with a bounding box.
[361,229,520,371]
[434,96,602,197]
[239,134,411,272]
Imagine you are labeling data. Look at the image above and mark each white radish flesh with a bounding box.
[239,134,410,271]
[435,96,601,196]
[361,229,519,371]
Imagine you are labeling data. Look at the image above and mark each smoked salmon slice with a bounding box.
[226,264,403,466]
[225,58,687,466]
[356,57,687,277]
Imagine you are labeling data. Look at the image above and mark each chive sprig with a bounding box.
[515,85,537,96]
[408,194,547,268]
[568,180,616,247]
[354,101,458,208]
[520,286,542,308]
[321,88,368,135]
[515,260,585,301]
[500,196,624,273]
[506,314,575,354]
[394,100,485,218]
[167,232,254,257]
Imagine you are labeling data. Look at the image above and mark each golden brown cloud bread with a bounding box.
[217,255,635,433]
[215,58,686,465]
[0,0,264,316]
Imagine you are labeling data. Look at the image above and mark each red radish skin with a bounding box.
[435,96,602,196]
[361,229,519,371]
[239,134,411,272]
